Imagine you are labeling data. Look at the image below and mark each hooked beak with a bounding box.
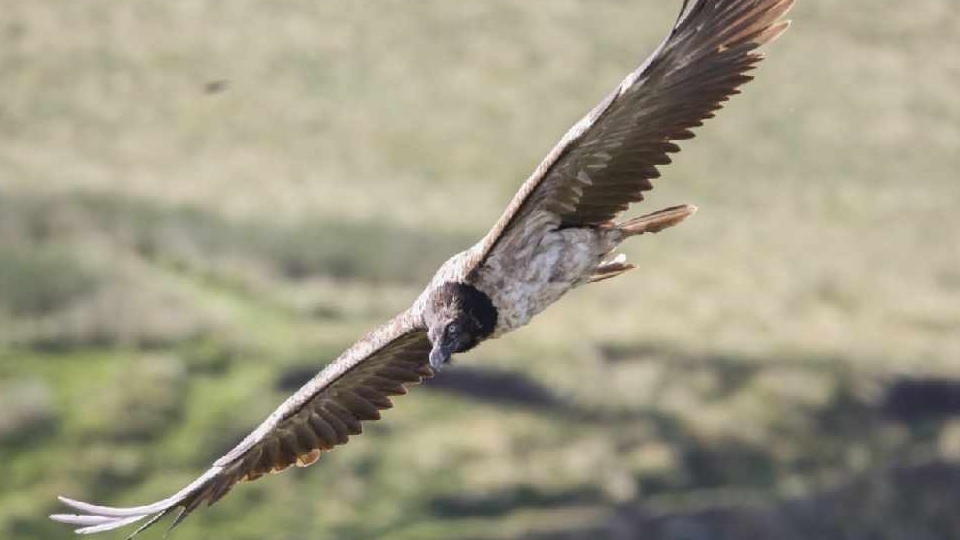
[429,342,452,371]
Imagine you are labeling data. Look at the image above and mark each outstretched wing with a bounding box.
[51,310,432,537]
[468,0,793,269]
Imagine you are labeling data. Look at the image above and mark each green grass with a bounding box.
[2,1,960,539]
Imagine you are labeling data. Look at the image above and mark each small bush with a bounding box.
[0,244,98,317]
[0,377,58,446]
[76,355,188,443]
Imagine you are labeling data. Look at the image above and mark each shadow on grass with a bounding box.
[0,190,475,285]
[514,459,960,540]
[882,378,960,421]
[369,343,960,539]
[430,484,605,519]
[277,361,655,425]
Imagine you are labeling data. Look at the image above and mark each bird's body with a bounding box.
[421,218,618,338]
[51,0,793,536]
[475,224,614,337]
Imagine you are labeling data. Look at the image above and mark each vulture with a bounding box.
[51,0,792,536]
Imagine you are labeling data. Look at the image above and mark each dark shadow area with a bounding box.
[278,363,576,413]
[508,459,960,540]
[277,361,663,426]
[0,191,475,286]
[429,484,604,519]
[882,377,960,422]
[425,366,570,411]
[598,340,857,373]
[406,346,960,540]
[276,365,322,394]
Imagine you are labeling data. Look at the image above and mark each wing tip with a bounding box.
[56,495,124,516]
[48,513,108,527]
[759,20,792,46]
[50,511,152,536]
[759,0,796,44]
[52,492,183,537]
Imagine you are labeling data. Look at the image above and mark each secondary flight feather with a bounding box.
[51,0,792,536]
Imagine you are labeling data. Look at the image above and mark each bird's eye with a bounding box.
[447,323,461,335]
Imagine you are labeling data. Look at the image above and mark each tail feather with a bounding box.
[617,204,697,237]
[590,204,697,284]
[590,253,636,283]
[589,263,636,283]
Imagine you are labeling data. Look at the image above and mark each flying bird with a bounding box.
[51,0,792,536]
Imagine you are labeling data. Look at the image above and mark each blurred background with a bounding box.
[2,1,959,539]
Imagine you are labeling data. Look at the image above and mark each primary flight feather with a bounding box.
[51,0,792,536]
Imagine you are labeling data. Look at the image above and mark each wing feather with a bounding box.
[50,310,432,537]
[468,0,793,268]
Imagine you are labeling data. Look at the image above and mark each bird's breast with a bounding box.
[472,227,613,337]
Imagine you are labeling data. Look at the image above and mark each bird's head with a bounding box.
[424,282,497,370]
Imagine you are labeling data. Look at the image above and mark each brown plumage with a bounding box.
[472,0,791,268]
[51,0,792,536]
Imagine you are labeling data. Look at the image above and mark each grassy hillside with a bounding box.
[2,1,959,539]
